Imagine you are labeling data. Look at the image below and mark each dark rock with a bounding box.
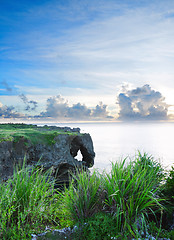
[70,134,95,168]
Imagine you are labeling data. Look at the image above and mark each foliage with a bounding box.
[101,153,164,238]
[0,161,59,239]
[76,212,121,240]
[0,152,173,239]
[134,152,165,184]
[162,165,174,203]
[56,152,170,239]
[160,165,174,229]
[57,169,103,227]
[148,221,174,239]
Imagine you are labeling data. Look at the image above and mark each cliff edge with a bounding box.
[0,124,95,185]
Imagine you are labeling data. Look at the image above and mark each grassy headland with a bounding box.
[0,123,80,145]
[0,152,173,239]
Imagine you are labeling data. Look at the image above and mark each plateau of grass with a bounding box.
[0,123,79,145]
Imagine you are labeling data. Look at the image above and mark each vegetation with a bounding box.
[0,160,60,240]
[57,153,174,239]
[57,169,102,228]
[0,123,79,145]
[0,152,173,239]
[160,165,174,231]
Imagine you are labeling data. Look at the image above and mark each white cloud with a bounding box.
[0,102,25,119]
[117,84,169,120]
[39,95,112,120]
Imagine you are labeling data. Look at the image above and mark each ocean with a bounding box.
[45,122,174,171]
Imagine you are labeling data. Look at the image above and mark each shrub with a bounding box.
[160,165,174,229]
[134,152,164,183]
[77,212,123,240]
[148,221,174,239]
[162,166,174,204]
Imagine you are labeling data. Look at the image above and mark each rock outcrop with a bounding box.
[0,124,95,185]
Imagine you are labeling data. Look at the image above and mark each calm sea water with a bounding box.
[46,122,174,171]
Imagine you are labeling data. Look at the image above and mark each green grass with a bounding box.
[0,160,60,240]
[57,153,173,239]
[76,212,121,240]
[101,153,164,238]
[0,123,80,145]
[0,152,173,239]
[57,169,103,227]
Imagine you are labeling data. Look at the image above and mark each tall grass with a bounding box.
[58,153,165,239]
[0,161,59,240]
[101,153,164,238]
[57,169,103,227]
[0,153,170,239]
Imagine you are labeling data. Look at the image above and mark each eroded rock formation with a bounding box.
[0,125,95,185]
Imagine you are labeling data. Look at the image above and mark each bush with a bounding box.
[160,165,174,229]
[77,212,123,240]
[134,152,164,184]
[162,166,174,204]
[148,221,174,239]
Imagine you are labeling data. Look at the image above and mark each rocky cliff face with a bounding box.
[0,124,95,185]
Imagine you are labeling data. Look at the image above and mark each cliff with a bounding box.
[0,124,95,185]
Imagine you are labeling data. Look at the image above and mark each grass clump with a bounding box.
[100,153,164,238]
[57,169,103,228]
[0,152,173,239]
[57,152,171,239]
[0,161,59,240]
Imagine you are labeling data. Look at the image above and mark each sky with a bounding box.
[1,0,174,122]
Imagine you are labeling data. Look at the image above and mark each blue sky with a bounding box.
[1,0,174,121]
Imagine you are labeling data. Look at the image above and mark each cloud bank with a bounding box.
[0,84,172,121]
[39,95,111,120]
[117,84,169,120]
[0,103,24,118]
[0,80,111,121]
